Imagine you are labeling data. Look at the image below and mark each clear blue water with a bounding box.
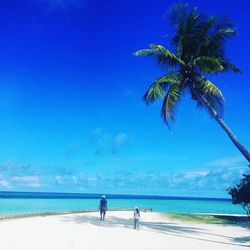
[0,192,244,216]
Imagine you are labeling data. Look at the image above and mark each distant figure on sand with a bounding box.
[134,206,140,229]
[99,195,107,220]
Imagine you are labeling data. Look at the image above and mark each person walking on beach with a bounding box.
[134,206,140,229]
[99,195,107,220]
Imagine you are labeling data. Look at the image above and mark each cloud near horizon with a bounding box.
[12,176,41,188]
[0,175,11,189]
[21,166,248,196]
[0,155,248,197]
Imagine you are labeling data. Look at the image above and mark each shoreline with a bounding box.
[0,209,248,222]
[0,208,153,221]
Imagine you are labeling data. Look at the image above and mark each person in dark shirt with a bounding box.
[99,195,107,220]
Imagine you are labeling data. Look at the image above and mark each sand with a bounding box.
[0,211,249,250]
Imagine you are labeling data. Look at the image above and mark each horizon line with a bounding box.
[0,190,231,201]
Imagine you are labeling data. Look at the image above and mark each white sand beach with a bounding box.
[0,211,249,250]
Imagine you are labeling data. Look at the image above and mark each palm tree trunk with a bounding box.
[214,116,250,162]
[192,87,250,163]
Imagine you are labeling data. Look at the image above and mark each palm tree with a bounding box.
[134,3,250,163]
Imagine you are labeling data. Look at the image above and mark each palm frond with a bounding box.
[143,72,180,104]
[213,17,234,32]
[194,56,224,73]
[133,49,156,57]
[201,79,224,97]
[192,78,224,117]
[219,59,241,73]
[198,28,236,58]
[209,28,236,47]
[171,6,202,59]
[150,44,185,66]
[167,2,189,29]
[184,7,201,34]
[203,93,224,118]
[134,44,185,69]
[192,16,217,55]
[161,82,183,126]
[198,16,217,35]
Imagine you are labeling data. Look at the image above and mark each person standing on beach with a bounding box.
[99,195,107,220]
[134,206,140,229]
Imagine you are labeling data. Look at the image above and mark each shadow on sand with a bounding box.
[60,213,250,248]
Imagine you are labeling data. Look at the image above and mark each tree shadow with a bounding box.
[60,212,250,247]
[233,236,250,244]
[62,213,135,230]
[231,222,250,230]
[141,221,250,247]
[214,215,250,230]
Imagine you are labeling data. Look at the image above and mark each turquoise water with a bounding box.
[0,198,244,216]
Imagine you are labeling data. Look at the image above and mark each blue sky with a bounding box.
[0,0,249,197]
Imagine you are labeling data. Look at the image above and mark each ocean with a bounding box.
[0,191,244,216]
